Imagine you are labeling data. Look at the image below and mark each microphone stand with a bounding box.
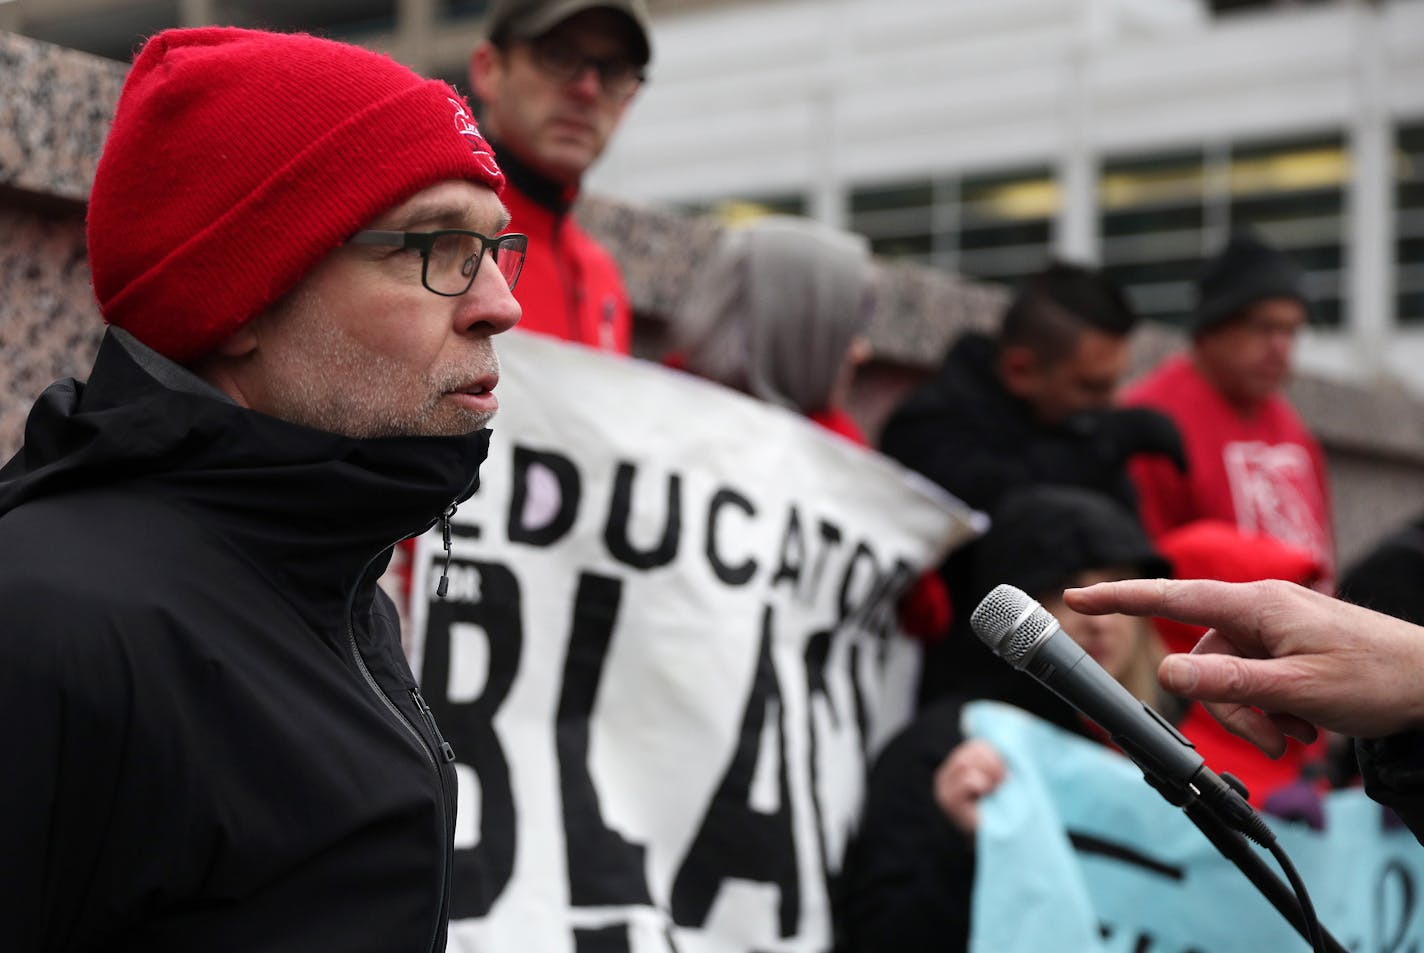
[1143,773,1348,953]
[1181,800,1347,952]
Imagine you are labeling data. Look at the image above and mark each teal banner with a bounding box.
[966,701,1423,953]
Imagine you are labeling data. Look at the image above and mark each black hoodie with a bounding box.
[879,331,1137,515]
[0,329,486,952]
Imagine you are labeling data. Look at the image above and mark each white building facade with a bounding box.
[590,0,1424,391]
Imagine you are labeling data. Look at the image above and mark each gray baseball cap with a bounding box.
[485,0,652,66]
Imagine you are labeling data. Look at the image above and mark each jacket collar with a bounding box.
[2,328,491,625]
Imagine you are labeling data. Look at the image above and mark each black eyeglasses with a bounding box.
[527,37,645,99]
[348,229,528,296]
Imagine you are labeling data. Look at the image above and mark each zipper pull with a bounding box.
[411,688,456,763]
[436,503,456,598]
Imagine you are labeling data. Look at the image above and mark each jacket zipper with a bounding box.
[410,686,456,763]
[347,553,452,953]
[347,624,434,764]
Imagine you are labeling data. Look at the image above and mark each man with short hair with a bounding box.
[0,27,522,949]
[470,0,651,352]
[880,260,1183,516]
[1122,231,1334,585]
[880,261,1183,703]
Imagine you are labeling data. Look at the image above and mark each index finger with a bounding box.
[1063,578,1261,632]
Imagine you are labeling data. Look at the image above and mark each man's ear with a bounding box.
[997,344,1041,399]
[470,41,502,107]
[214,321,259,359]
[187,320,261,409]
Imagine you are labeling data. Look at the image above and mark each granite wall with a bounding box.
[0,32,121,453]
[0,205,101,453]
[3,29,1421,569]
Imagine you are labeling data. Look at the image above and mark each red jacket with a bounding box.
[1121,353,1334,587]
[499,166,632,354]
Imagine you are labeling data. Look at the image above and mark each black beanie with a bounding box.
[973,485,1170,601]
[1191,230,1308,335]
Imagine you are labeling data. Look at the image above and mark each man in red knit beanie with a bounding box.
[0,27,522,951]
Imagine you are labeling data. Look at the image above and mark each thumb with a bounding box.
[1159,653,1280,706]
[1160,654,1296,757]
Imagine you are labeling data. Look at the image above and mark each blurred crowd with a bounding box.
[3,1,1422,950]
[456,3,1421,948]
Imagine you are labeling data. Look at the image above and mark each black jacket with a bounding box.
[1358,733,1424,846]
[879,332,1139,514]
[837,698,980,953]
[0,330,486,952]
[880,332,1176,704]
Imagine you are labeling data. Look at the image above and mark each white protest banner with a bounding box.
[966,701,1424,953]
[408,331,982,953]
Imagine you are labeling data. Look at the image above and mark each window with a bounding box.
[1398,122,1424,325]
[1207,0,1335,14]
[849,179,937,263]
[1228,136,1347,327]
[1100,150,1211,325]
[1099,136,1347,329]
[681,194,809,223]
[442,0,492,20]
[849,167,1055,291]
[229,0,397,37]
[958,170,1057,289]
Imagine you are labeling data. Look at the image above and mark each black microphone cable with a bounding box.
[1271,841,1326,953]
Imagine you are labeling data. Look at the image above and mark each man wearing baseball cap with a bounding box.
[1121,230,1335,587]
[0,27,521,950]
[470,0,651,352]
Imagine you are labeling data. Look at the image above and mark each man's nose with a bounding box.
[567,63,603,100]
[459,260,522,335]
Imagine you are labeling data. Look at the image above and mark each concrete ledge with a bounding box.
[576,194,1012,367]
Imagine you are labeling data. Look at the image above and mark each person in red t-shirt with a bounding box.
[1122,231,1335,588]
[469,0,649,352]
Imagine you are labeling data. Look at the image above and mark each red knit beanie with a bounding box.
[87,27,506,363]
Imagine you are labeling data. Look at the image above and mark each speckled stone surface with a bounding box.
[0,32,125,203]
[2,29,1421,566]
[0,204,105,454]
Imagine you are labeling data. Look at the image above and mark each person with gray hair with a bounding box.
[671,215,877,437]
[670,215,952,640]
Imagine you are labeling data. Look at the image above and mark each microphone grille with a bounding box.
[970,583,1032,650]
[999,607,1055,667]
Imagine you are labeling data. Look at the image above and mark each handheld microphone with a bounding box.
[970,583,1269,841]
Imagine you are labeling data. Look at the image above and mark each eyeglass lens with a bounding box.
[426,233,526,295]
[534,40,641,96]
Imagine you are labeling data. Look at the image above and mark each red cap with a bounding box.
[1152,519,1323,654]
[88,27,505,363]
